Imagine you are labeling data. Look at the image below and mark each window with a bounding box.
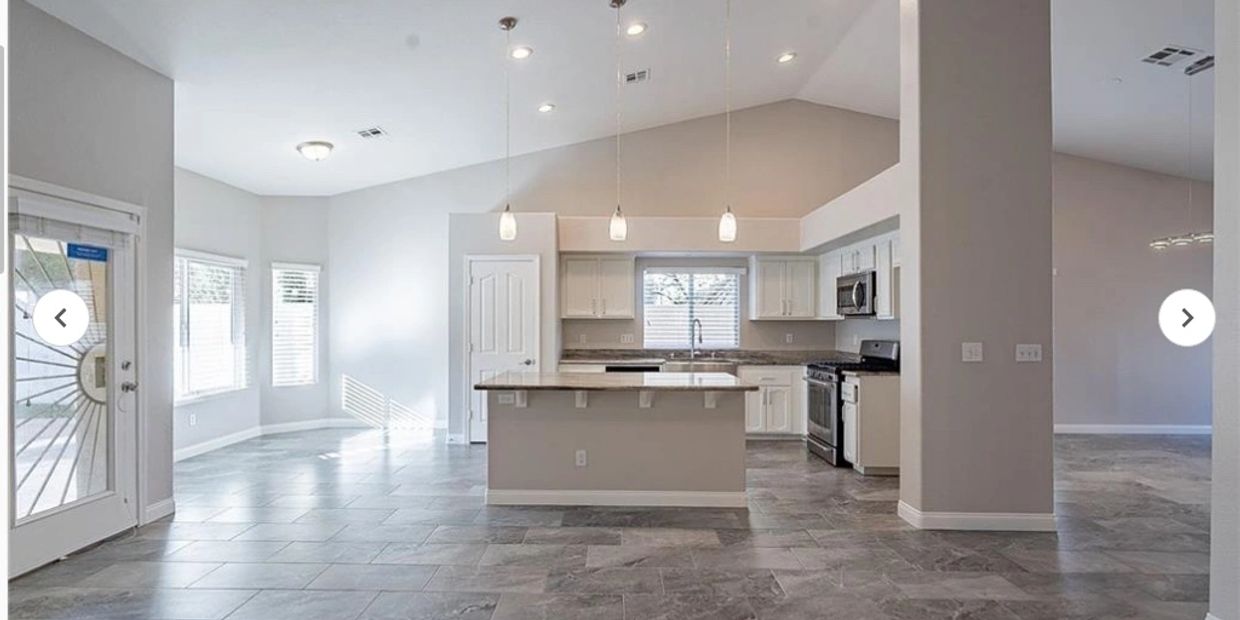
[642,269,741,349]
[174,251,248,401]
[272,263,320,386]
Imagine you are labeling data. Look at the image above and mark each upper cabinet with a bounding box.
[561,255,635,319]
[750,256,817,320]
[815,230,900,322]
[817,251,844,321]
[874,233,898,320]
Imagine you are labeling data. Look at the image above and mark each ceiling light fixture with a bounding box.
[538,102,556,113]
[510,45,533,60]
[626,22,647,36]
[777,51,797,64]
[609,0,628,242]
[296,141,333,162]
[718,0,737,243]
[498,17,519,241]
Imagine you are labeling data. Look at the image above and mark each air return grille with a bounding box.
[1141,45,1199,67]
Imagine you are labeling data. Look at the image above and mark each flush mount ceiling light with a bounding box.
[538,102,556,113]
[296,141,333,161]
[777,51,797,64]
[626,22,647,36]
[510,45,533,60]
[498,16,520,241]
[718,0,737,243]
[608,0,628,242]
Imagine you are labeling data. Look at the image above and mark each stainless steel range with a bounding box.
[805,340,900,466]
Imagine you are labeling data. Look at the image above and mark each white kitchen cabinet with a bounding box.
[840,243,875,275]
[749,257,817,320]
[738,366,805,436]
[560,255,635,319]
[842,373,899,476]
[875,235,895,320]
[817,250,844,320]
[558,364,607,373]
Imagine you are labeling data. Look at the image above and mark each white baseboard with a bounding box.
[174,417,371,462]
[487,489,748,508]
[898,500,1057,532]
[446,433,468,445]
[1054,424,1212,435]
[1204,614,1223,620]
[142,498,176,524]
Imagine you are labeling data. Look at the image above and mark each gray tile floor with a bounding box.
[10,430,1211,619]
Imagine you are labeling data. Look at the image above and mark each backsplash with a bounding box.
[562,318,837,351]
[834,318,900,353]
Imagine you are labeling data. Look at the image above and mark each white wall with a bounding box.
[173,168,263,451]
[10,0,176,518]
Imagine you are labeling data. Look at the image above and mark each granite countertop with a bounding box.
[560,349,861,367]
[475,371,758,392]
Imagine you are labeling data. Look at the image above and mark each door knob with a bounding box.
[522,359,535,366]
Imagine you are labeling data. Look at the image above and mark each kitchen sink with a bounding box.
[660,360,739,374]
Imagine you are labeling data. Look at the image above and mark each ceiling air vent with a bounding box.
[1184,55,1214,76]
[1141,45,1199,67]
[356,126,389,139]
[623,68,652,85]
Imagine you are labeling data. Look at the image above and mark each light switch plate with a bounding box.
[577,334,587,345]
[962,342,984,363]
[1016,344,1043,362]
[620,333,635,344]
[575,449,588,467]
[785,333,794,344]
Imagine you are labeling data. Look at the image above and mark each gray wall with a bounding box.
[834,319,900,353]
[1053,154,1213,430]
[10,0,176,517]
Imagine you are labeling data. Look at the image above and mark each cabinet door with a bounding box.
[745,390,766,433]
[842,402,858,464]
[561,258,598,318]
[818,252,843,320]
[856,243,876,272]
[875,238,894,320]
[764,386,793,434]
[753,260,787,318]
[785,260,817,318]
[597,258,634,318]
[891,234,901,267]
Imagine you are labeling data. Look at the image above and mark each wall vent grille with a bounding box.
[356,126,389,139]
[1141,45,1199,67]
[623,68,651,85]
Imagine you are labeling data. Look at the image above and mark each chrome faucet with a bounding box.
[690,318,703,360]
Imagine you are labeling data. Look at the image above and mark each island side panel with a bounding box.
[486,390,746,505]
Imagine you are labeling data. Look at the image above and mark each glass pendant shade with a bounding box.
[719,207,737,243]
[499,205,517,241]
[609,206,628,241]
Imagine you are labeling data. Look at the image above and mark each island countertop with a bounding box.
[475,371,758,392]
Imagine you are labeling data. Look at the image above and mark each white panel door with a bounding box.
[560,258,597,318]
[9,211,139,577]
[785,260,817,318]
[596,258,634,318]
[469,257,539,443]
[744,390,765,433]
[754,260,786,318]
[764,386,793,433]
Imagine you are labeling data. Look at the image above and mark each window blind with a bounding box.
[643,271,741,349]
[174,251,248,401]
[272,263,320,387]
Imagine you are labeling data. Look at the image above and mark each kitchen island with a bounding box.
[474,372,757,508]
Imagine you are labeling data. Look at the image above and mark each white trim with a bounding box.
[10,174,148,218]
[486,489,748,508]
[898,500,1057,532]
[272,261,321,272]
[1204,614,1223,620]
[1054,424,1212,435]
[143,499,176,523]
[173,418,370,462]
[176,247,249,268]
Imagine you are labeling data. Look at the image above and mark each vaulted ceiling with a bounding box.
[30,0,1214,196]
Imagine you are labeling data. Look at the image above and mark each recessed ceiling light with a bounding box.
[777,51,797,64]
[510,46,533,60]
[626,22,647,37]
[296,140,333,161]
[538,103,556,113]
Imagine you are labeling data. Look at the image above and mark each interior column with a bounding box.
[897,0,1055,529]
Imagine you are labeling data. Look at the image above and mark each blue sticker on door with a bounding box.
[67,244,109,262]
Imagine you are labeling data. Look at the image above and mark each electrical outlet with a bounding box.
[188,414,198,427]
[962,342,984,363]
[578,334,587,345]
[620,333,635,345]
[785,333,794,344]
[575,449,588,467]
[852,334,861,347]
[1016,344,1043,362]
[498,393,516,405]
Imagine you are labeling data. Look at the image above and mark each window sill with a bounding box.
[175,386,251,407]
[272,381,320,389]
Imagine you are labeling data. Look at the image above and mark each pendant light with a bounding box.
[498,16,519,241]
[718,0,737,243]
[609,0,628,242]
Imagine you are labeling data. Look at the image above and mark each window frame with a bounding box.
[641,267,744,350]
[271,261,321,388]
[174,248,250,404]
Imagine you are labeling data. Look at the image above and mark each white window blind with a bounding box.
[272,263,320,387]
[643,270,741,349]
[174,251,248,401]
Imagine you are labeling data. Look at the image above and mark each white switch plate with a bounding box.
[575,449,588,467]
[189,414,197,427]
[1016,344,1043,362]
[620,333,635,344]
[785,333,794,344]
[962,342,984,363]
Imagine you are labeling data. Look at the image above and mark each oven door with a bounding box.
[806,377,837,445]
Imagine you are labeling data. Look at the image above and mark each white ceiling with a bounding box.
[31,0,1215,196]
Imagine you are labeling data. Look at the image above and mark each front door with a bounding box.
[468,257,539,443]
[9,200,140,576]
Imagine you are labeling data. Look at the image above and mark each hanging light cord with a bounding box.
[505,23,512,210]
[725,0,732,212]
[614,1,623,214]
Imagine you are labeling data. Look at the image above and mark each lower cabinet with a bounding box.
[739,366,805,436]
[842,373,900,475]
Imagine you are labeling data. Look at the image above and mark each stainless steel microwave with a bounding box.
[836,271,876,316]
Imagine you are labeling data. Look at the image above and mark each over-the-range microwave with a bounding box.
[836,270,876,316]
